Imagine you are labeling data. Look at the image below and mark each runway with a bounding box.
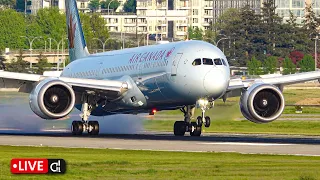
[1,130,320,156]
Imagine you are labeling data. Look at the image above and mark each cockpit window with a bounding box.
[221,59,227,66]
[214,58,223,65]
[203,58,213,65]
[192,58,201,66]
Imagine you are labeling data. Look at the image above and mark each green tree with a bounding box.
[260,1,283,56]
[34,8,66,49]
[100,0,120,12]
[90,13,109,50]
[263,56,278,74]
[6,50,29,73]
[298,54,315,72]
[88,0,100,12]
[282,56,296,75]
[247,56,262,75]
[0,9,25,50]
[213,8,241,33]
[188,26,203,40]
[0,0,16,8]
[35,53,52,74]
[123,0,136,13]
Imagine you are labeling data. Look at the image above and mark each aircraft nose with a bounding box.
[203,69,227,95]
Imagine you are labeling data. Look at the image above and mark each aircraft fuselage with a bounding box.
[61,40,230,116]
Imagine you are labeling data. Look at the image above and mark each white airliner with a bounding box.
[1,0,320,136]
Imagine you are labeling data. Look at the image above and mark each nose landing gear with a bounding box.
[173,100,213,137]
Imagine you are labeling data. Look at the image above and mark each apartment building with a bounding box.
[274,0,320,24]
[27,0,320,40]
[28,0,127,14]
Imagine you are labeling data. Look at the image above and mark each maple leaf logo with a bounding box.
[68,13,76,49]
[165,47,175,58]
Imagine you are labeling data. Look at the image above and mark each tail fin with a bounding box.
[65,0,89,62]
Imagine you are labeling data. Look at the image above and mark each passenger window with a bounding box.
[203,58,213,65]
[214,58,223,65]
[192,58,201,66]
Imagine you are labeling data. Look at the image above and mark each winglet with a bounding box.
[65,0,89,62]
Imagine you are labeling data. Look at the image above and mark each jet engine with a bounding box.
[29,78,75,119]
[240,83,285,123]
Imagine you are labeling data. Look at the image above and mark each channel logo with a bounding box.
[11,159,66,174]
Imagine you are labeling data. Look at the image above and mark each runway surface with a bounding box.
[1,130,320,156]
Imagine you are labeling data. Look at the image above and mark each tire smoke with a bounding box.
[0,95,44,133]
[0,93,144,134]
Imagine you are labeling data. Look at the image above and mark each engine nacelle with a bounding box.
[29,78,75,119]
[240,83,285,123]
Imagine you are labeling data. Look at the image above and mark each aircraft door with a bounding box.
[171,53,183,76]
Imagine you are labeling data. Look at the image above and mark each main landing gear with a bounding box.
[174,99,213,137]
[71,95,100,135]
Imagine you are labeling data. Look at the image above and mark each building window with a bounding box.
[192,18,198,23]
[193,9,198,15]
[80,2,85,9]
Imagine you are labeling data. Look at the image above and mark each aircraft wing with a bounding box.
[0,71,128,98]
[227,71,320,97]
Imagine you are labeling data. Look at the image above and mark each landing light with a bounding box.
[197,99,209,108]
[149,109,157,115]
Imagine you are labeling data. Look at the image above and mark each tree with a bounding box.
[34,8,66,50]
[213,8,241,33]
[303,3,320,35]
[298,54,315,72]
[282,56,296,75]
[90,13,109,50]
[263,56,277,74]
[289,51,304,64]
[260,1,283,56]
[0,0,16,9]
[0,9,25,50]
[188,26,203,40]
[88,0,100,12]
[247,56,262,75]
[123,0,136,13]
[100,0,120,12]
[35,53,52,75]
[6,50,29,73]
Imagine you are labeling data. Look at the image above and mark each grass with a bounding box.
[0,146,319,180]
[144,120,320,135]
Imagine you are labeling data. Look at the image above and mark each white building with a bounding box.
[28,0,127,14]
[27,0,320,40]
[274,0,320,24]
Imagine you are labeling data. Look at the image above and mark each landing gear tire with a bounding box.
[174,121,186,136]
[190,122,201,136]
[196,116,203,126]
[204,116,211,128]
[71,121,83,135]
[88,121,99,135]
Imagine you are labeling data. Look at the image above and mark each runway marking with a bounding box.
[199,142,294,146]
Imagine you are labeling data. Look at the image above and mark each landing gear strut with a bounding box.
[173,100,213,137]
[71,95,100,135]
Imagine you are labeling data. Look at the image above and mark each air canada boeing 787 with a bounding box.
[1,0,320,136]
